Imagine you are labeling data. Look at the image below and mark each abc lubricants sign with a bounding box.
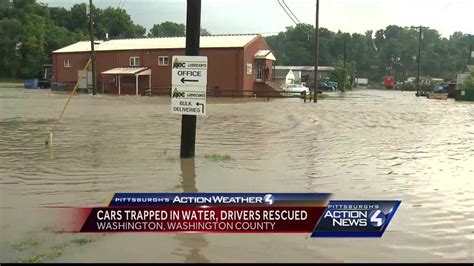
[171,56,208,116]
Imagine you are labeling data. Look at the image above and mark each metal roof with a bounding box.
[101,67,149,75]
[53,35,260,54]
[274,69,292,78]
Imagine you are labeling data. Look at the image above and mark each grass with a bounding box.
[12,239,42,251]
[70,237,94,245]
[318,93,329,99]
[157,149,179,162]
[204,154,234,162]
[11,234,98,263]
[20,243,68,263]
[0,78,23,83]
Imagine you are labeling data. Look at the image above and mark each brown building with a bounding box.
[52,34,276,96]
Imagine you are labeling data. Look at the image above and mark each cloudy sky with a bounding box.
[42,0,474,37]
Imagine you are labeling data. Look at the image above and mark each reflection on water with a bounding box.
[174,158,209,263]
[180,159,198,193]
[0,87,473,262]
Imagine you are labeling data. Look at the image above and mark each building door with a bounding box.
[256,59,265,82]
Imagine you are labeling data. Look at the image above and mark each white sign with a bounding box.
[171,98,206,116]
[172,56,208,87]
[171,87,206,99]
[171,56,208,116]
[246,63,252,75]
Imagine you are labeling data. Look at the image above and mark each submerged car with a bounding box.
[318,82,336,91]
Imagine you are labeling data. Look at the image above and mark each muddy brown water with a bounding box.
[1,87,473,262]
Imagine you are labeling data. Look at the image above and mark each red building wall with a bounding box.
[242,37,273,92]
[52,36,272,96]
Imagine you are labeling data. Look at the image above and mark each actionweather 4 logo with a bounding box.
[311,200,400,237]
[264,194,274,205]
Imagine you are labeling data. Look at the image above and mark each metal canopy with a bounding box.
[254,50,276,61]
[101,67,151,95]
[101,67,148,75]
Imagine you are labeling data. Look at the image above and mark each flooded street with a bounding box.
[1,87,473,262]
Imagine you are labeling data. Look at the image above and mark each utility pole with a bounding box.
[88,0,97,95]
[343,37,347,68]
[313,0,319,103]
[416,25,422,95]
[180,0,201,158]
[468,42,472,66]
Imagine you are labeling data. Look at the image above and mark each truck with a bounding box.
[38,64,53,89]
[384,76,395,89]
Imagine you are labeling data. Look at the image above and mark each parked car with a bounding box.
[432,84,448,93]
[281,84,310,94]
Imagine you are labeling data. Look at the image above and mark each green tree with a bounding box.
[95,7,145,39]
[68,3,89,34]
[200,28,211,36]
[266,24,472,83]
[0,18,22,78]
[460,69,474,90]
[148,22,185,37]
[330,60,356,91]
[19,13,47,77]
[148,22,211,37]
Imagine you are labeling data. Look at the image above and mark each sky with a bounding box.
[42,0,474,38]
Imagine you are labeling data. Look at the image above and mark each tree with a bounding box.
[265,25,472,83]
[0,18,22,78]
[200,28,211,36]
[19,13,47,77]
[95,7,145,39]
[148,22,185,37]
[68,3,89,34]
[332,60,354,92]
[460,69,474,90]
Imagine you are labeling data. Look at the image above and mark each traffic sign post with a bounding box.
[178,0,203,158]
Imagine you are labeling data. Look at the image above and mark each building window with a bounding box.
[129,56,140,67]
[64,59,71,68]
[158,56,169,66]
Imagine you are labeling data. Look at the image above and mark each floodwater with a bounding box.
[1,86,473,262]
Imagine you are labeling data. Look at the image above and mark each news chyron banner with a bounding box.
[59,193,400,237]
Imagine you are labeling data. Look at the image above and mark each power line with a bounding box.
[277,0,298,25]
[281,0,300,24]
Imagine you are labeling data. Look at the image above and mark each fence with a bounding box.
[144,86,313,102]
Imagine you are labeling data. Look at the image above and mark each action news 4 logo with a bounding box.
[311,200,400,237]
[368,209,386,227]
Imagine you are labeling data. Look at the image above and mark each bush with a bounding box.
[460,70,474,90]
[401,82,415,91]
